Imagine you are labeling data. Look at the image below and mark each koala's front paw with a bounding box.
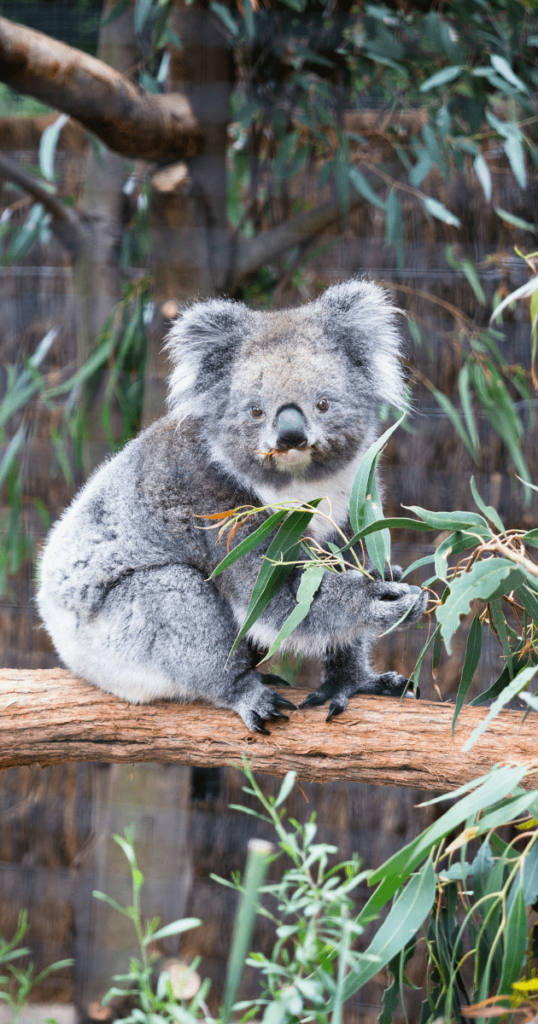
[235,673,296,733]
[370,580,427,631]
[299,672,418,721]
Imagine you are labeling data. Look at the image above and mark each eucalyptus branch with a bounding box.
[0,152,87,257]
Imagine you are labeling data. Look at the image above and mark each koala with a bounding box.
[37,279,427,733]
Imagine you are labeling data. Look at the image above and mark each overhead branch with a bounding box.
[0,151,87,257]
[0,17,204,160]
[1,669,537,790]
[229,190,365,291]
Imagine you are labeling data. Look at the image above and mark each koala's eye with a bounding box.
[250,406,264,418]
[316,398,329,412]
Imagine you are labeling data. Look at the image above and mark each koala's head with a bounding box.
[166,279,405,490]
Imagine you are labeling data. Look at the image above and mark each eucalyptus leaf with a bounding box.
[462,664,538,751]
[438,559,524,653]
[452,614,482,735]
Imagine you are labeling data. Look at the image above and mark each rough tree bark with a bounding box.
[1,669,536,792]
[0,15,203,160]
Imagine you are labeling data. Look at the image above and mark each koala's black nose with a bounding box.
[275,405,308,450]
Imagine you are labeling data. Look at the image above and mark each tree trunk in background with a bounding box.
[143,0,232,425]
[74,0,136,476]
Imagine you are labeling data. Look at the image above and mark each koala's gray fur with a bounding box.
[37,279,427,732]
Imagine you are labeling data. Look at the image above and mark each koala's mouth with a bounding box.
[256,445,313,473]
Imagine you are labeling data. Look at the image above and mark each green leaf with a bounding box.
[341,517,433,555]
[222,839,273,1024]
[458,365,480,458]
[469,660,520,707]
[403,506,489,533]
[385,189,404,269]
[495,207,538,234]
[434,531,480,582]
[517,584,538,624]
[274,771,297,809]
[470,476,505,533]
[503,135,526,189]
[349,416,405,535]
[474,153,492,201]
[438,558,525,654]
[134,0,154,33]
[462,664,538,751]
[349,166,386,209]
[257,562,325,663]
[490,275,538,323]
[430,387,477,460]
[522,529,538,547]
[400,553,435,579]
[421,196,461,228]
[209,510,288,579]
[340,861,436,1000]
[419,65,462,91]
[92,891,129,917]
[523,843,538,905]
[452,614,482,735]
[210,2,239,35]
[39,114,69,181]
[364,766,529,915]
[490,55,528,94]
[497,881,527,994]
[230,501,322,654]
[150,919,201,943]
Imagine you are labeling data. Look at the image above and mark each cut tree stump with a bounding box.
[0,669,536,791]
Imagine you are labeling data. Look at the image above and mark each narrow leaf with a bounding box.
[257,563,325,663]
[474,153,492,201]
[462,664,538,751]
[222,839,274,1024]
[421,196,461,227]
[349,166,386,209]
[349,417,405,534]
[209,510,287,579]
[470,476,505,533]
[497,881,527,994]
[39,114,69,181]
[340,861,436,1000]
[452,614,482,735]
[419,65,462,91]
[150,919,201,943]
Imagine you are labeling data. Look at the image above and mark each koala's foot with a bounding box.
[233,671,296,733]
[299,672,418,721]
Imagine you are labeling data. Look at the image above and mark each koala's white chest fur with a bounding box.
[254,449,364,543]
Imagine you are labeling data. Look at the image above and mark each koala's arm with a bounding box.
[210,529,425,650]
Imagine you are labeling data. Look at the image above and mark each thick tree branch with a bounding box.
[0,151,87,257]
[229,191,364,291]
[0,17,203,160]
[1,669,537,791]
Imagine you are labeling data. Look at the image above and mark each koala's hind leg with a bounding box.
[299,637,417,721]
[56,564,295,731]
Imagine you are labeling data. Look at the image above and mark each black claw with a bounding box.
[326,703,345,721]
[274,695,297,710]
[267,710,289,722]
[251,713,270,735]
[298,695,317,708]
[263,673,292,688]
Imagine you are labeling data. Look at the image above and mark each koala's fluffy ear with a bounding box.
[165,299,247,423]
[320,279,405,408]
